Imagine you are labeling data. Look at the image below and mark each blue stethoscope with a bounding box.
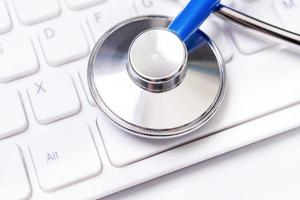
[88,0,300,139]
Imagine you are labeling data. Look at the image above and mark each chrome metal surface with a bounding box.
[215,4,300,51]
[128,28,188,92]
[88,16,225,138]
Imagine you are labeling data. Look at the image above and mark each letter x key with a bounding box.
[35,81,46,94]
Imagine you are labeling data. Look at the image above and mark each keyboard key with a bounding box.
[229,0,282,54]
[133,0,182,17]
[27,71,81,124]
[39,20,89,66]
[0,0,12,33]
[97,114,199,167]
[0,34,39,82]
[87,3,132,41]
[201,18,233,62]
[0,88,27,140]
[13,0,61,25]
[273,0,300,33]
[177,0,189,6]
[231,28,275,54]
[66,0,106,10]
[30,122,101,191]
[0,145,31,200]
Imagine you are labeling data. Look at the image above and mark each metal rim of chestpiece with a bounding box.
[88,15,226,139]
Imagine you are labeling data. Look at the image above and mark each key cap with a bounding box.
[231,28,275,54]
[39,20,89,66]
[177,0,189,6]
[229,0,282,54]
[0,88,27,140]
[97,114,202,167]
[178,0,232,6]
[201,18,233,62]
[13,0,60,25]
[87,4,132,41]
[0,145,31,200]
[133,0,182,17]
[0,34,39,82]
[273,0,300,34]
[66,0,106,10]
[30,122,101,192]
[27,72,81,124]
[0,0,12,33]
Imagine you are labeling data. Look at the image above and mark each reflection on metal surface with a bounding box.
[88,16,226,138]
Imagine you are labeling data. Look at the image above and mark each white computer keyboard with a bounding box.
[0,0,300,199]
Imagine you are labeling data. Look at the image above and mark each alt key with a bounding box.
[29,122,102,192]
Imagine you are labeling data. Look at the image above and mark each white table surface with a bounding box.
[103,127,300,200]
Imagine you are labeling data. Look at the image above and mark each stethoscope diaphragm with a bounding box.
[88,16,225,139]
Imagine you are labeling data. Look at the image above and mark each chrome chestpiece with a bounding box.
[128,28,188,93]
[88,16,226,139]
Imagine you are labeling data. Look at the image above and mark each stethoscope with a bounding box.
[87,0,300,139]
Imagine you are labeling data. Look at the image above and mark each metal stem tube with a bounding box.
[214,4,300,52]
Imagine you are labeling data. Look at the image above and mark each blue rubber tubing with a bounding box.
[168,0,220,42]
